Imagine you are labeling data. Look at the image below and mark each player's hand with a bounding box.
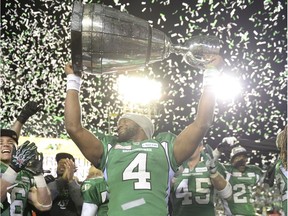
[64,63,74,75]
[17,101,42,124]
[204,55,224,70]
[204,144,217,174]
[217,136,237,153]
[10,141,37,172]
[25,151,44,175]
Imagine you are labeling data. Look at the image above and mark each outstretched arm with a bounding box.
[11,101,41,137]
[173,55,224,165]
[64,63,104,166]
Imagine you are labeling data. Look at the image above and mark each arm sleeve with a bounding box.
[47,179,61,200]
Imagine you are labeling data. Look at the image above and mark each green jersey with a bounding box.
[81,176,109,216]
[0,162,33,216]
[275,159,287,215]
[98,132,178,216]
[170,152,227,216]
[222,164,263,216]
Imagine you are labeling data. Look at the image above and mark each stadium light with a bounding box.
[117,75,162,105]
[213,74,242,101]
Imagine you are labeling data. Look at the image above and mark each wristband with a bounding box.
[34,175,47,188]
[217,182,232,199]
[2,166,18,184]
[210,171,220,179]
[66,74,81,92]
[203,68,221,87]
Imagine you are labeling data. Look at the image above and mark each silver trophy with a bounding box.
[71,1,221,75]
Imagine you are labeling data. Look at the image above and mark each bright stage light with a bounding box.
[117,75,162,105]
[214,74,242,101]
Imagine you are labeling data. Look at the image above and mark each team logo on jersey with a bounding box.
[114,144,132,150]
[142,142,158,148]
[81,184,91,192]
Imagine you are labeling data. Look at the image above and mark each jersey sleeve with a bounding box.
[155,132,178,171]
[81,181,101,204]
[94,131,117,171]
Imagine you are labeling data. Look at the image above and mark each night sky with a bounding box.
[1,0,287,166]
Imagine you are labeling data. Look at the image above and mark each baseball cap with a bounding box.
[56,152,75,162]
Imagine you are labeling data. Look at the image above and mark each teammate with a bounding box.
[0,101,52,215]
[81,165,108,216]
[170,143,232,216]
[274,126,287,215]
[220,145,264,215]
[64,55,224,215]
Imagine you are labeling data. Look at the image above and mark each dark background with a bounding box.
[1,0,287,168]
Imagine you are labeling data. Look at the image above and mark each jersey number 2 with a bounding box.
[123,153,151,190]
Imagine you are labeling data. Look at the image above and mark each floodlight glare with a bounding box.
[117,75,162,105]
[213,74,241,100]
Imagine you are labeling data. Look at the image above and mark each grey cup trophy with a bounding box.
[71,1,221,75]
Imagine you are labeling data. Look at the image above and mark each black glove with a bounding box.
[204,144,217,174]
[44,175,55,184]
[25,151,44,175]
[10,141,37,172]
[217,137,237,153]
[17,101,41,124]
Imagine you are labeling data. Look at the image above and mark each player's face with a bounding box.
[117,118,140,142]
[0,136,16,164]
[232,154,247,172]
[57,159,67,176]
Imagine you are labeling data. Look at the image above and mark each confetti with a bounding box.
[1,0,286,169]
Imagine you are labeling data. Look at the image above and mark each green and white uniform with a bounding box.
[81,176,109,216]
[275,159,287,215]
[0,162,34,216]
[98,132,178,216]
[170,152,227,216]
[222,164,263,216]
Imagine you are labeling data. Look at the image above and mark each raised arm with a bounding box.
[173,55,224,165]
[11,101,41,137]
[64,64,104,166]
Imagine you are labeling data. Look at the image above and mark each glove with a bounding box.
[204,144,217,174]
[17,101,41,124]
[10,141,37,172]
[25,151,44,175]
[217,136,237,152]
[44,175,55,184]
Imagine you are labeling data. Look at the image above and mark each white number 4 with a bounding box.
[123,153,151,189]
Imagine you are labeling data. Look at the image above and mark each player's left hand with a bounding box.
[204,144,217,174]
[25,151,44,175]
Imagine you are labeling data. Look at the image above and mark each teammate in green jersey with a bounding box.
[64,55,224,216]
[81,165,108,216]
[219,145,264,216]
[274,126,287,215]
[170,143,232,216]
[0,101,52,216]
